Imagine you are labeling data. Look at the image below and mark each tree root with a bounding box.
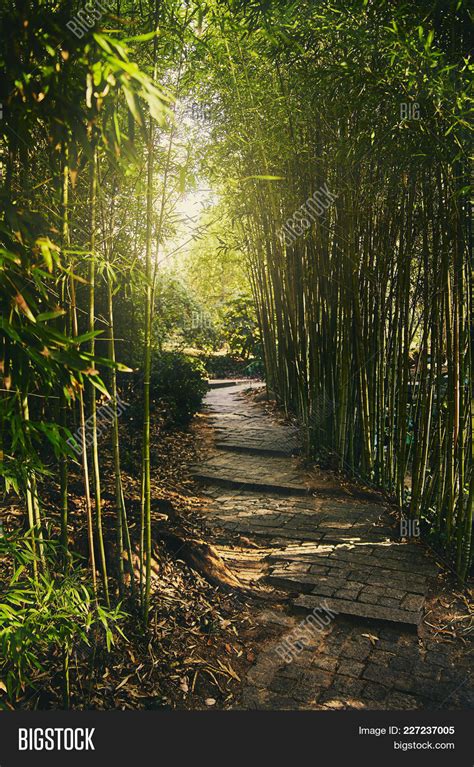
[122,526,246,592]
[156,530,245,591]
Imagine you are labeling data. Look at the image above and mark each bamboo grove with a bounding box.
[193,0,473,579]
[0,0,197,695]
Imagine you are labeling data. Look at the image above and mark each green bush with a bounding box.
[150,352,208,427]
[243,357,265,377]
[203,353,248,379]
[201,352,264,380]
[0,533,126,707]
[222,296,261,360]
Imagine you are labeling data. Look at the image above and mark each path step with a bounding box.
[213,519,392,544]
[192,452,349,498]
[267,542,437,577]
[294,593,422,627]
[214,442,300,457]
[268,562,428,594]
[192,472,311,496]
[209,422,298,454]
[201,490,395,543]
[267,539,431,626]
[207,378,262,389]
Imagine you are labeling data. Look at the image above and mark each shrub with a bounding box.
[243,357,265,377]
[203,353,248,379]
[0,533,126,707]
[222,296,261,360]
[150,351,208,428]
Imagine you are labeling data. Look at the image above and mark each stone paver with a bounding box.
[193,452,349,495]
[242,613,472,710]
[269,540,437,625]
[200,487,393,543]
[203,382,300,456]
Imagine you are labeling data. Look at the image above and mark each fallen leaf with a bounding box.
[116,673,135,691]
[361,633,379,645]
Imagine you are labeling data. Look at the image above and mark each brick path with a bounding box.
[193,381,472,709]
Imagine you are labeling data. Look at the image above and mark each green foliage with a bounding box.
[155,273,221,353]
[0,0,207,703]
[0,533,126,705]
[221,296,261,360]
[243,357,265,378]
[202,353,251,379]
[0,0,170,500]
[150,351,208,428]
[184,206,251,320]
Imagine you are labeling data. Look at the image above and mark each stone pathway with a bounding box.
[192,381,472,709]
[241,611,472,710]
